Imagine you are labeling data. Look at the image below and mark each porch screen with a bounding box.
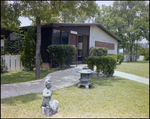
[53,29,61,45]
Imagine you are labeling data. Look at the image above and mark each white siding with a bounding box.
[89,25,118,54]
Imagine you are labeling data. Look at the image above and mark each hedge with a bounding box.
[47,45,76,68]
[86,56,116,77]
[89,47,108,56]
[107,54,124,65]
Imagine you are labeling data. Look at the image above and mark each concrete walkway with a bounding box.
[1,67,82,99]
[1,65,149,99]
[114,71,149,85]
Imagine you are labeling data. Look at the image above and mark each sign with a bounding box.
[70,30,77,35]
[1,40,4,46]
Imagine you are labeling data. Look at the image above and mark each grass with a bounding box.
[1,76,149,118]
[1,69,56,84]
[116,60,149,78]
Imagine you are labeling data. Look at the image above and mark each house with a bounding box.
[1,23,122,67]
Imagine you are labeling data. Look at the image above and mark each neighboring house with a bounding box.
[1,23,122,66]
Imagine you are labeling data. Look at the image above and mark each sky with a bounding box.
[13,1,148,44]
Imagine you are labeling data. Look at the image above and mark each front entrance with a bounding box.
[69,34,77,63]
[77,34,89,63]
[69,33,89,64]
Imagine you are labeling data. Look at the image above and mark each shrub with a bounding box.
[117,54,124,64]
[20,27,42,70]
[144,53,149,61]
[86,56,96,70]
[86,56,116,77]
[89,47,108,56]
[47,45,76,68]
[1,57,8,73]
[138,47,149,61]
[107,54,124,65]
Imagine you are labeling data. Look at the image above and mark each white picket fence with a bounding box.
[124,55,144,62]
[1,55,25,71]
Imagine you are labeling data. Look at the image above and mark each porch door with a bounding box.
[69,34,77,63]
[82,35,89,63]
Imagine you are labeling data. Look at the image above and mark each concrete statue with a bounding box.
[41,76,59,116]
[77,66,93,89]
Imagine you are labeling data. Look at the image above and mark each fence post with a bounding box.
[16,55,21,70]
[4,55,10,71]
[10,55,16,71]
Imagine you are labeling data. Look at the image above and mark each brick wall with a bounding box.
[89,26,118,54]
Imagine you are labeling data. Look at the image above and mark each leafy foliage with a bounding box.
[89,47,108,56]
[20,27,42,70]
[29,1,99,24]
[138,47,149,61]
[1,31,24,55]
[1,1,21,31]
[95,1,149,60]
[107,54,124,65]
[116,54,124,64]
[86,56,117,77]
[1,57,8,73]
[47,45,76,68]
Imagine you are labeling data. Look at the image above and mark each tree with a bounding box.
[11,1,99,78]
[30,1,99,24]
[20,27,42,70]
[94,1,149,61]
[1,1,21,31]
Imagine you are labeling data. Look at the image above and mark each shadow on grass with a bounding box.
[1,69,55,84]
[1,93,42,106]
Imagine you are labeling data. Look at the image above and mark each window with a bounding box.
[53,29,61,45]
[61,31,68,44]
[53,29,69,45]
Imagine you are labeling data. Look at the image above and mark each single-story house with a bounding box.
[1,23,122,66]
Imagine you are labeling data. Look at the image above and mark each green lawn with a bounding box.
[1,76,149,118]
[116,61,149,78]
[1,69,56,84]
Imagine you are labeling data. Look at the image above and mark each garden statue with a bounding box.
[41,76,59,116]
[77,66,93,89]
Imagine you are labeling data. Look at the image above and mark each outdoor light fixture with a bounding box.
[77,66,93,89]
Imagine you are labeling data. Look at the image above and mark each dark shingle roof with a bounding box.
[2,23,122,42]
[36,23,122,42]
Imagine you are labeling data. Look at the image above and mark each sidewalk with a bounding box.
[114,71,149,85]
[1,67,82,99]
[1,65,149,99]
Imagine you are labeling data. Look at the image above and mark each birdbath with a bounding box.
[77,66,93,89]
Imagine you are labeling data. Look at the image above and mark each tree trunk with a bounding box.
[35,17,41,78]
[117,44,119,54]
[123,47,124,55]
[130,44,133,61]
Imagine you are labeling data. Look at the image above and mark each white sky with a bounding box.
[12,1,148,44]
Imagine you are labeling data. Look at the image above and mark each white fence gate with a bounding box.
[1,55,25,71]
